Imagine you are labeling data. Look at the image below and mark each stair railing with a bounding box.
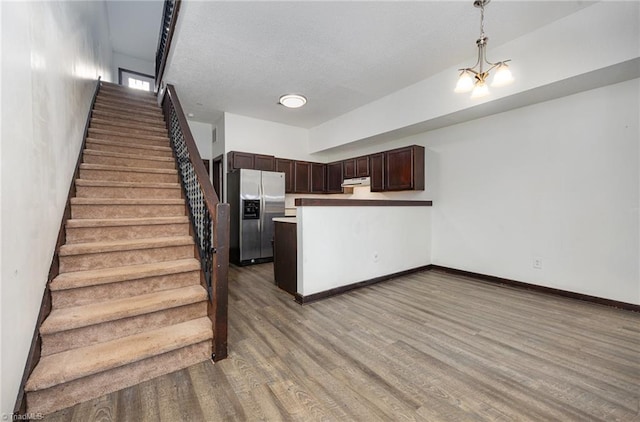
[155,0,181,90]
[161,84,229,361]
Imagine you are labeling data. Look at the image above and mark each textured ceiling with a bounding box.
[163,1,593,128]
[106,0,164,61]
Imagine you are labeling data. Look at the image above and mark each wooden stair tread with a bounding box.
[75,179,181,189]
[86,138,172,152]
[71,197,184,205]
[25,317,212,391]
[59,236,193,256]
[84,149,174,162]
[51,258,200,291]
[41,285,207,333]
[79,163,177,175]
[66,216,189,228]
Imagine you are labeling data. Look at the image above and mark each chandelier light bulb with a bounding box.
[471,80,489,99]
[455,71,475,93]
[491,63,514,87]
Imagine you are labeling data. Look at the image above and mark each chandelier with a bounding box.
[455,0,513,98]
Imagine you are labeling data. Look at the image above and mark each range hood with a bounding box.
[341,177,370,187]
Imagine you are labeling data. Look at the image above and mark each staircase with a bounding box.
[25,82,213,415]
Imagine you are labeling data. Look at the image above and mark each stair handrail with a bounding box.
[161,84,229,361]
[155,0,181,90]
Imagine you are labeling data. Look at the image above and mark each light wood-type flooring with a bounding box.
[41,263,639,421]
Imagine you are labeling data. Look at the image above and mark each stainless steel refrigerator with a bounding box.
[228,169,285,265]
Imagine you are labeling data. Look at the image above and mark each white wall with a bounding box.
[0,1,112,414]
[187,120,213,160]
[427,79,639,305]
[224,112,326,162]
[113,51,154,81]
[297,206,431,296]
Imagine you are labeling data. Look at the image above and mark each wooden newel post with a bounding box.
[212,202,230,361]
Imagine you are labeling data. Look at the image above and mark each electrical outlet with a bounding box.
[533,258,542,269]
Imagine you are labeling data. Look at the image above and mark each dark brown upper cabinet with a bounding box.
[227,151,254,171]
[355,156,370,177]
[254,154,275,171]
[294,161,312,193]
[311,163,327,193]
[343,159,356,179]
[369,152,385,192]
[326,161,344,193]
[384,145,425,191]
[276,158,294,193]
[227,151,275,172]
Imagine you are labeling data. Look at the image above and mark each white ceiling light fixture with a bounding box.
[455,0,513,99]
[279,94,307,108]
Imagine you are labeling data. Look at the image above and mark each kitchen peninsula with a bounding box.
[273,198,433,303]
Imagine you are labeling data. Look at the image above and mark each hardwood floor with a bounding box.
[41,264,640,421]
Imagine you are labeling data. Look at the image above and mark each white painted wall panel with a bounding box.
[0,1,112,414]
[298,206,432,296]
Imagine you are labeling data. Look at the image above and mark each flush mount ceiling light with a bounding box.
[279,94,307,108]
[455,0,513,99]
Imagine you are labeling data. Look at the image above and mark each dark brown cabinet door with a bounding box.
[343,159,356,179]
[326,161,343,193]
[369,153,384,192]
[355,156,370,177]
[294,161,312,193]
[254,154,275,171]
[384,145,425,191]
[276,158,294,193]
[311,163,327,193]
[227,151,254,170]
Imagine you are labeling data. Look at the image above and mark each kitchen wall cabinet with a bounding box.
[343,159,356,179]
[355,156,370,177]
[311,163,327,193]
[227,151,275,172]
[384,145,425,191]
[227,151,254,171]
[254,154,275,171]
[276,158,294,193]
[294,161,312,193]
[369,152,385,192]
[326,161,343,193]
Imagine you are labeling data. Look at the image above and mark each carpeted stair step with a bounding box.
[71,198,186,219]
[85,138,173,158]
[92,109,164,126]
[50,258,201,308]
[40,285,208,355]
[99,81,157,99]
[58,236,195,272]
[88,127,169,145]
[65,216,189,243]
[97,89,157,105]
[95,97,161,114]
[93,101,163,120]
[25,318,213,415]
[75,179,182,199]
[90,117,168,135]
[79,163,178,183]
[83,149,175,169]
